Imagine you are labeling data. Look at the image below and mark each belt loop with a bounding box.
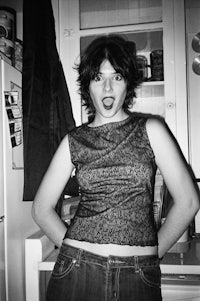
[75,248,83,267]
[134,256,140,272]
[107,256,112,270]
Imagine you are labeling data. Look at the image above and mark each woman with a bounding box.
[32,35,199,301]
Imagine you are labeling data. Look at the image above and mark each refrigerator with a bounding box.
[0,56,23,300]
[0,57,38,301]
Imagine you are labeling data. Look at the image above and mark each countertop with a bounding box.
[160,236,200,274]
[40,236,200,276]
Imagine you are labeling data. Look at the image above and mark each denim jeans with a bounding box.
[46,243,162,301]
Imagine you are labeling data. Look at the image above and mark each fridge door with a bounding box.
[0,58,23,301]
[0,217,6,301]
[0,59,7,301]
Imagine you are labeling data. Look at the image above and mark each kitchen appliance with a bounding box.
[0,56,22,301]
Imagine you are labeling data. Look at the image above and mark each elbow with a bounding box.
[190,195,200,217]
[176,194,200,219]
[31,201,40,224]
[31,200,46,226]
[31,198,55,226]
[194,198,200,215]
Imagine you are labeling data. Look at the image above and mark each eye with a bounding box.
[93,73,102,82]
[114,73,123,81]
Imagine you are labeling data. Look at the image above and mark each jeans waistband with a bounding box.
[60,243,160,269]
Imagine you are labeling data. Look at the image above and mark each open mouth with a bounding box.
[102,97,114,110]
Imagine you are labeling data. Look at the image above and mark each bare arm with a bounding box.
[146,118,200,258]
[32,135,75,248]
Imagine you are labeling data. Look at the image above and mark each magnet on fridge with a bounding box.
[192,55,200,75]
[192,32,200,53]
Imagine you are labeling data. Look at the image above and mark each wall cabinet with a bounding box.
[57,0,188,160]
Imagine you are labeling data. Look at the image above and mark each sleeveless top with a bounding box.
[66,114,158,246]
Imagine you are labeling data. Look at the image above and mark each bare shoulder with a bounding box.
[145,117,180,163]
[50,133,73,168]
[146,117,167,137]
[61,133,70,145]
[57,134,71,152]
[146,117,171,146]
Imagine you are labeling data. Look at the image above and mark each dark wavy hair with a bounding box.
[75,34,141,116]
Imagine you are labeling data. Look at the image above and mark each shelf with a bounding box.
[79,22,163,36]
[142,81,164,86]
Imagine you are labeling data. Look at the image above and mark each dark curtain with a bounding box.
[22,0,76,201]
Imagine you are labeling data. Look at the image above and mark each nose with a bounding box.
[103,78,113,92]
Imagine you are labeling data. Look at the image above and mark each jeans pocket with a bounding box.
[139,265,161,288]
[51,253,77,279]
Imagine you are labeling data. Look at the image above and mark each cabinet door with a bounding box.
[162,0,188,160]
[80,29,165,122]
[59,0,188,158]
[162,288,200,301]
[187,32,200,178]
[59,0,164,124]
[186,1,200,178]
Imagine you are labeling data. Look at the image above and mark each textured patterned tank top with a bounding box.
[66,114,158,246]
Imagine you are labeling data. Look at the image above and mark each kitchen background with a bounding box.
[0,0,200,300]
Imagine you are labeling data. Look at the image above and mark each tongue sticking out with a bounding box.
[102,97,114,110]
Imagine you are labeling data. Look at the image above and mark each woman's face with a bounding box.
[89,60,127,123]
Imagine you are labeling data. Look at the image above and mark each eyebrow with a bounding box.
[98,71,119,75]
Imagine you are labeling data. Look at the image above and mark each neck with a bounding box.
[91,111,129,127]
